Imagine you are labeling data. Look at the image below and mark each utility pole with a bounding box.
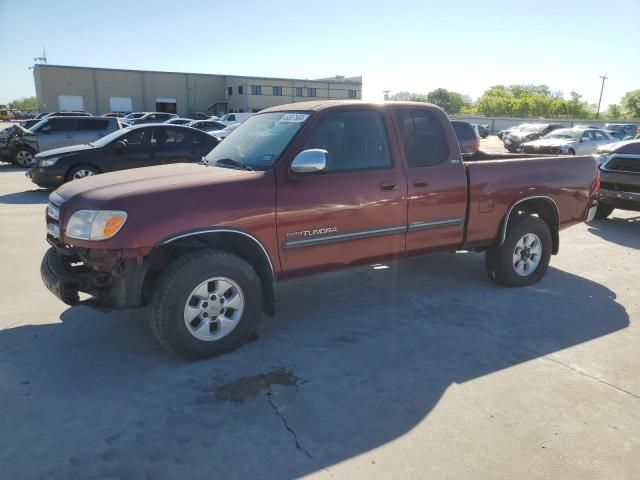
[383,90,390,101]
[596,75,608,119]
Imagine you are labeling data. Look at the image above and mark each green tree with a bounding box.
[621,90,640,118]
[425,88,469,114]
[8,96,37,112]
[606,104,623,120]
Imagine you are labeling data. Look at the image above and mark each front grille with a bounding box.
[46,193,64,240]
[600,182,640,194]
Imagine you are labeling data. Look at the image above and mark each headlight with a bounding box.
[39,157,60,167]
[66,210,128,241]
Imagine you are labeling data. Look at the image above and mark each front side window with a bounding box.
[77,119,108,131]
[206,111,309,170]
[397,110,449,167]
[46,118,76,132]
[594,131,607,141]
[307,88,316,97]
[251,85,262,95]
[273,86,283,96]
[582,131,596,141]
[303,110,391,171]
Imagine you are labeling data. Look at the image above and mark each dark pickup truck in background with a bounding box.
[40,101,600,358]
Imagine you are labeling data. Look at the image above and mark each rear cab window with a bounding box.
[396,110,449,167]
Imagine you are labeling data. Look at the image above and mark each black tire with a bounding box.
[149,249,263,359]
[11,146,36,168]
[594,204,614,219]
[567,148,576,156]
[66,164,99,182]
[485,215,552,287]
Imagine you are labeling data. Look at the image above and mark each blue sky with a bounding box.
[1,0,638,108]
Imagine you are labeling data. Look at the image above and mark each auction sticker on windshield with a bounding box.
[279,113,309,123]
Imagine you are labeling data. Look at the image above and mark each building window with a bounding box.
[348,89,357,99]
[251,85,262,95]
[238,86,244,94]
[295,87,303,97]
[273,86,283,96]
[227,86,233,96]
[307,88,316,97]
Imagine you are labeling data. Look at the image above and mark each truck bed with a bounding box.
[463,154,598,247]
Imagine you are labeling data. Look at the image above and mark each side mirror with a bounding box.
[115,140,126,153]
[290,149,328,174]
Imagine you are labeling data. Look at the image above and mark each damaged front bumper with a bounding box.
[41,239,151,308]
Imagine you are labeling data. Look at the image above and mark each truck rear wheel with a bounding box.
[485,215,552,287]
[149,249,263,359]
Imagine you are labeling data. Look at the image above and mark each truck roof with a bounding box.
[261,100,440,113]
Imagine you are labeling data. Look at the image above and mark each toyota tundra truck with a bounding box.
[41,101,600,358]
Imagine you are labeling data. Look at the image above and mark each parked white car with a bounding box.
[521,127,616,155]
[208,123,240,140]
[218,112,254,125]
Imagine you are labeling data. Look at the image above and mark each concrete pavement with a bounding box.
[0,165,638,479]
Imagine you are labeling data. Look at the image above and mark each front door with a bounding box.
[107,128,152,172]
[276,108,407,276]
[394,108,468,253]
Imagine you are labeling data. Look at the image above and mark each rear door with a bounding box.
[75,118,110,144]
[394,108,468,253]
[276,107,407,275]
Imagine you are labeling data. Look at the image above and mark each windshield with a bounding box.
[544,128,582,140]
[89,128,128,147]
[205,111,309,170]
[28,119,49,133]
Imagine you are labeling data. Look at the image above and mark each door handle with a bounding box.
[413,180,429,187]
[380,182,397,191]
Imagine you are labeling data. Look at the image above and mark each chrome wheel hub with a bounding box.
[183,277,244,341]
[16,150,33,167]
[72,169,94,179]
[512,233,542,277]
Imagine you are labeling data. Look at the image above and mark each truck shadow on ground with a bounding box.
[0,253,629,479]
[588,214,640,249]
[0,189,49,205]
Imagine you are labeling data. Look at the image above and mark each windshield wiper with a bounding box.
[213,158,253,171]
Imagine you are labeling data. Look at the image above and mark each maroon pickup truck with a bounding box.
[41,101,600,358]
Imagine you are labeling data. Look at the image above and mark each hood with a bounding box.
[523,137,577,147]
[53,163,274,250]
[55,162,257,204]
[35,143,95,158]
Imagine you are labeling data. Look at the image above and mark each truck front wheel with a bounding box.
[485,216,552,287]
[149,249,263,359]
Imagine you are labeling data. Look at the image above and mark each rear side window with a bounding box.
[615,142,640,154]
[165,128,190,144]
[452,121,476,140]
[77,119,109,130]
[47,118,77,132]
[303,110,391,171]
[122,129,148,145]
[397,110,449,167]
[594,131,607,141]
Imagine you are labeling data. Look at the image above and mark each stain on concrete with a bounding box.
[214,369,299,403]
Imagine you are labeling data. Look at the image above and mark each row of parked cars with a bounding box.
[0,110,253,168]
[498,122,639,155]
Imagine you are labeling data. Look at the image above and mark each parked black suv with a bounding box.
[595,140,640,218]
[27,124,219,188]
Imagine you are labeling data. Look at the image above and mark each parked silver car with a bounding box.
[8,116,121,167]
[521,127,616,155]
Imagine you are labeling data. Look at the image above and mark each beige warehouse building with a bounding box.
[33,64,362,116]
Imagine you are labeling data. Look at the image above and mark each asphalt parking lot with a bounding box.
[1,150,639,479]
